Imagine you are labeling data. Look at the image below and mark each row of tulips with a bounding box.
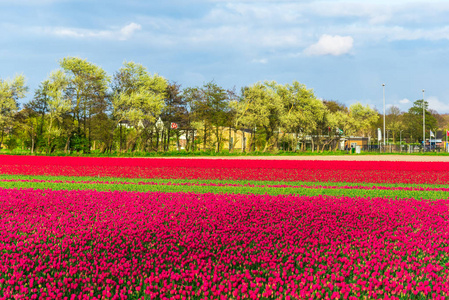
[0,155,445,171]
[1,163,449,184]
[2,155,449,184]
[2,177,449,200]
[1,188,449,299]
[3,177,449,192]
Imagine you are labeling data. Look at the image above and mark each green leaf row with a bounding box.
[1,175,449,200]
[0,174,447,189]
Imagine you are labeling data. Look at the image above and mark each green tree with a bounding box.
[160,82,189,151]
[330,110,356,149]
[322,100,348,151]
[186,82,232,152]
[430,109,447,140]
[60,56,110,152]
[234,82,283,152]
[386,105,404,143]
[25,81,51,151]
[112,61,167,151]
[403,99,437,143]
[0,74,28,145]
[14,107,39,153]
[46,70,71,153]
[275,81,325,152]
[323,100,348,113]
[349,102,379,137]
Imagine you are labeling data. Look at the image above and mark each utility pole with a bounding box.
[422,89,425,152]
[382,84,386,153]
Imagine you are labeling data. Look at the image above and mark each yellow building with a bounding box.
[178,127,252,151]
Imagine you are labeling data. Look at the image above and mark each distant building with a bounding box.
[342,137,369,150]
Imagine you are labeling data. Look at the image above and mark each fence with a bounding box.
[359,144,445,153]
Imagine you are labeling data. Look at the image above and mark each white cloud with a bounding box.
[399,98,410,104]
[251,58,268,64]
[200,1,449,45]
[119,23,141,40]
[304,35,353,56]
[426,96,449,112]
[38,23,142,41]
[17,0,449,59]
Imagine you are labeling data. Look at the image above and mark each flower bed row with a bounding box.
[1,164,449,184]
[4,178,449,192]
[0,155,445,171]
[2,155,449,185]
[2,177,449,200]
[1,188,449,299]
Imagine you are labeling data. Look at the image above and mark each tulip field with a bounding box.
[1,155,449,299]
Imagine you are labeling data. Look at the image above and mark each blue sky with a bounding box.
[1,0,449,113]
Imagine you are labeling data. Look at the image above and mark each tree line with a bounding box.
[0,57,444,154]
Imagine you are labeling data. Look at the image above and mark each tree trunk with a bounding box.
[64,135,70,153]
[203,124,207,151]
[192,129,195,151]
[185,130,190,151]
[39,112,45,137]
[252,129,256,152]
[161,130,165,152]
[276,130,280,150]
[167,127,171,152]
[216,126,220,152]
[155,129,159,151]
[0,127,4,145]
[31,128,35,154]
[119,124,123,151]
[263,125,271,152]
[228,126,232,151]
[233,128,238,151]
[311,134,314,152]
[348,136,351,153]
[149,129,153,152]
[87,111,92,153]
[47,118,54,154]
[249,130,253,152]
[333,138,339,151]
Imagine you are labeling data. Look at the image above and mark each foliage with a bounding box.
[348,102,379,137]
[112,62,167,127]
[112,61,167,151]
[183,81,234,151]
[60,56,111,152]
[2,57,448,154]
[403,99,437,143]
[0,74,27,144]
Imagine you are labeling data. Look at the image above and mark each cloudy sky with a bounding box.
[1,0,449,112]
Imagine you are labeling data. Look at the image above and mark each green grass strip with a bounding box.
[0,174,447,189]
[1,177,449,200]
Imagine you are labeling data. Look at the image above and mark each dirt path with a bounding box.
[151,155,449,162]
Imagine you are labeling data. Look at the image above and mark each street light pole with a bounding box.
[383,83,386,153]
[400,130,404,153]
[422,89,425,152]
[387,130,390,152]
